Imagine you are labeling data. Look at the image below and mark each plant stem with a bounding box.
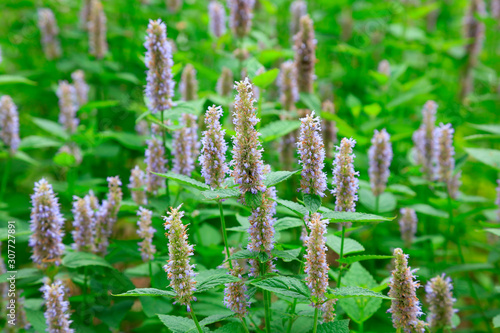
[160,110,170,207]
[148,260,153,287]
[312,308,319,333]
[337,225,346,288]
[444,191,453,263]
[190,305,204,333]
[286,251,304,333]
[83,266,90,324]
[0,156,11,202]
[241,318,251,333]
[358,321,364,333]
[218,200,233,270]
[261,262,271,333]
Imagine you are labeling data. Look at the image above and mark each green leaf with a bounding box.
[99,131,145,150]
[195,270,241,293]
[469,123,500,135]
[271,248,301,262]
[53,151,76,167]
[243,58,264,78]
[140,296,173,317]
[358,189,397,213]
[274,217,304,231]
[32,117,69,140]
[484,228,500,237]
[198,313,234,327]
[19,136,61,150]
[251,276,310,300]
[320,210,394,223]
[201,188,240,200]
[62,252,112,269]
[0,75,37,86]
[274,198,308,217]
[227,250,260,261]
[25,309,47,332]
[245,191,263,209]
[316,319,350,333]
[326,234,365,255]
[326,286,391,300]
[337,255,394,265]
[493,314,500,328]
[213,322,244,333]
[0,268,42,283]
[252,68,280,88]
[114,288,176,297]
[260,120,301,142]
[153,172,209,191]
[299,92,321,111]
[263,170,298,187]
[387,184,416,197]
[158,315,196,333]
[464,148,500,170]
[79,100,119,112]
[304,193,321,213]
[409,204,448,218]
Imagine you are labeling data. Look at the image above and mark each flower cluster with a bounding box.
[388,248,425,333]
[412,100,437,180]
[322,298,337,322]
[144,19,175,113]
[199,105,230,189]
[228,0,255,38]
[434,123,461,198]
[290,0,307,36]
[41,280,74,333]
[71,70,89,106]
[425,274,457,330]
[231,78,266,195]
[297,111,327,197]
[368,129,393,196]
[0,95,20,154]
[163,205,197,311]
[304,213,329,307]
[208,1,227,38]
[137,207,156,262]
[294,15,317,93]
[57,81,79,133]
[322,100,337,159]
[217,67,234,97]
[145,134,166,194]
[128,165,148,205]
[29,179,65,267]
[37,8,61,60]
[180,64,198,101]
[95,176,123,255]
[223,262,249,318]
[88,0,108,59]
[173,113,200,176]
[71,194,96,253]
[278,60,299,111]
[399,208,418,247]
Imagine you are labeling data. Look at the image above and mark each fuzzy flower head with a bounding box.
[322,298,337,323]
[294,15,317,94]
[209,1,227,38]
[145,134,166,194]
[322,100,337,159]
[57,81,79,133]
[137,207,157,262]
[290,0,307,36]
[173,113,200,176]
[71,194,96,253]
[378,59,391,76]
[199,105,230,189]
[224,261,249,317]
[399,208,418,248]
[304,213,329,307]
[37,8,61,60]
[180,64,198,101]
[434,123,460,198]
[217,67,234,97]
[425,274,457,330]
[412,100,437,180]
[29,179,65,267]
[41,280,74,333]
[88,0,108,59]
[228,0,255,38]
[144,19,175,114]
[230,78,266,195]
[95,176,123,255]
[297,111,327,197]
[71,70,89,107]
[388,248,425,333]
[0,95,20,154]
[331,138,359,218]
[163,205,197,310]
[368,129,393,196]
[128,165,148,205]
[278,60,299,111]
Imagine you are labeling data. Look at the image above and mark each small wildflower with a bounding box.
[95,176,123,255]
[129,165,148,205]
[209,1,227,38]
[294,15,317,93]
[173,114,200,176]
[290,0,307,37]
[41,280,74,333]
[88,0,108,59]
[145,132,166,194]
[434,123,460,198]
[412,101,437,181]
[38,8,61,60]
[425,274,457,330]
[322,298,337,322]
[368,129,393,196]
[321,100,337,159]
[137,207,156,262]
[29,179,65,267]
[217,67,234,97]
[71,195,96,253]
[163,205,197,310]
[180,64,198,101]
[228,0,255,38]
[399,208,418,247]
[0,95,20,154]
[71,70,89,107]
[57,81,79,134]
[377,59,391,76]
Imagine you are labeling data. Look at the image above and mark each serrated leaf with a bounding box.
[252,68,280,88]
[337,255,394,265]
[197,313,234,327]
[464,148,500,170]
[114,288,176,297]
[245,191,263,209]
[251,276,310,300]
[272,248,301,262]
[153,172,209,190]
[326,235,365,255]
[274,217,304,231]
[62,252,112,269]
[316,319,350,333]
[326,286,391,300]
[202,188,240,200]
[264,170,298,187]
[321,211,394,223]
[158,315,196,333]
[213,322,244,333]
[304,193,321,213]
[274,198,308,217]
[195,270,241,293]
[19,136,61,150]
[260,120,301,142]
[359,189,397,213]
[227,250,260,261]
[32,117,69,140]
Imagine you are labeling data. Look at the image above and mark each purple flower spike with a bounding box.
[209,1,227,38]
[0,95,20,154]
[425,274,457,330]
[173,113,200,177]
[368,129,393,196]
[137,207,156,262]
[41,280,74,333]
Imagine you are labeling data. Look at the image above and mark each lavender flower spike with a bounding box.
[297,111,327,197]
[144,19,175,114]
[294,15,317,93]
[304,213,329,307]
[145,127,166,194]
[88,0,108,59]
[41,280,74,333]
[426,274,457,330]
[199,105,230,189]
[71,195,96,253]
[228,0,255,38]
[95,176,123,255]
[322,298,337,322]
[173,113,200,176]
[209,1,227,38]
[163,205,197,311]
[57,81,79,133]
[399,208,418,248]
[368,129,393,196]
[180,64,198,101]
[290,0,307,37]
[37,8,61,60]
[412,100,437,181]
[29,179,65,267]
[278,60,299,111]
[231,78,266,195]
[0,95,20,154]
[71,70,89,107]
[217,67,234,97]
[434,123,460,198]
[388,248,426,333]
[128,165,148,205]
[322,100,337,160]
[137,207,156,262]
[224,259,249,317]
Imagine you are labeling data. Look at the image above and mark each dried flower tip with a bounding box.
[88,0,108,59]
[137,207,156,262]
[71,70,89,106]
[426,274,457,330]
[180,64,198,101]
[209,1,227,38]
[322,100,337,159]
[412,100,437,181]
[38,8,61,60]
[173,113,200,176]
[368,129,393,196]
[294,15,317,93]
[217,67,234,97]
[57,81,79,134]
[228,0,255,38]
[399,208,418,247]
[41,280,74,333]
[0,95,20,154]
[129,165,148,205]
[290,1,307,37]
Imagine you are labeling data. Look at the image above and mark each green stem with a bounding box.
[218,200,233,270]
[0,156,11,202]
[149,260,153,287]
[444,192,453,263]
[261,262,271,333]
[358,321,364,333]
[337,225,346,288]
[241,318,251,333]
[190,305,204,333]
[312,308,319,333]
[286,251,304,333]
